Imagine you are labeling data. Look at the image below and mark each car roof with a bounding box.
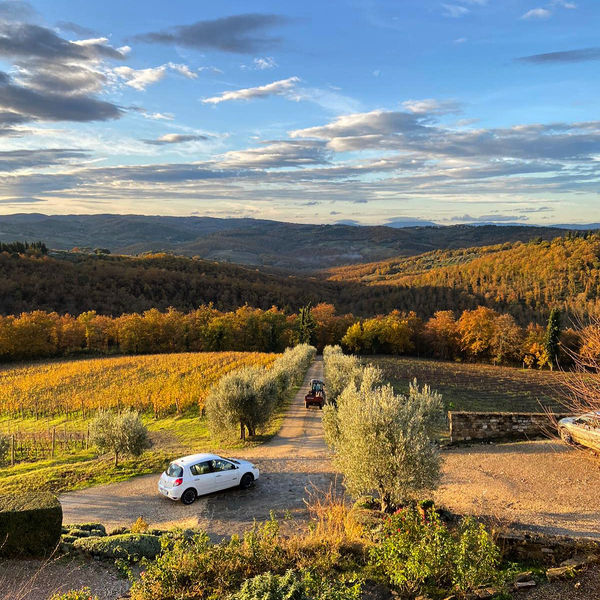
[173,453,222,466]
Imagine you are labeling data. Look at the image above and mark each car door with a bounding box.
[210,459,239,491]
[189,460,218,495]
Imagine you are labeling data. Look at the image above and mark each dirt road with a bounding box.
[60,359,334,537]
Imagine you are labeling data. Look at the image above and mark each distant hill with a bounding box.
[0,213,577,271]
[328,233,600,323]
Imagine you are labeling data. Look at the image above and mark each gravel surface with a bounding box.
[436,439,600,538]
[517,566,600,599]
[0,557,129,600]
[60,359,334,538]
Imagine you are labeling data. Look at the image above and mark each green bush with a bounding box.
[229,570,361,600]
[66,522,107,535]
[73,533,161,560]
[370,507,499,596]
[90,409,150,466]
[49,588,99,600]
[0,493,62,557]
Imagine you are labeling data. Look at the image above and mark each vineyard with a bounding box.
[0,351,277,419]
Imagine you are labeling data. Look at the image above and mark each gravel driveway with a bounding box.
[436,439,600,539]
[60,359,334,538]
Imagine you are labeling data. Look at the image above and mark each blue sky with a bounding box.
[0,0,598,225]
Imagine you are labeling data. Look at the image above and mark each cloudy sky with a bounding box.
[0,0,598,226]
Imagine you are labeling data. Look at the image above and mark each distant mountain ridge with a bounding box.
[0,213,583,271]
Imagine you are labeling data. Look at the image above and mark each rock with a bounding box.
[546,566,576,581]
[514,571,533,582]
[473,587,499,599]
[514,580,536,589]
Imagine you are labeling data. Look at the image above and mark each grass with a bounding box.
[371,356,569,413]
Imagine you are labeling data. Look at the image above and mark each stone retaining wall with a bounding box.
[448,411,570,443]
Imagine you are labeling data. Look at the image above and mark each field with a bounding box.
[0,351,280,495]
[371,356,570,413]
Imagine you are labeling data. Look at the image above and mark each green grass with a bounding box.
[371,356,569,413]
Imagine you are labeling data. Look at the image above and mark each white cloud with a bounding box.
[402,98,462,115]
[167,63,198,79]
[113,62,197,91]
[113,65,167,90]
[442,4,470,17]
[202,76,300,104]
[521,8,552,19]
[253,56,277,70]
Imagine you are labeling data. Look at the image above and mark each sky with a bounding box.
[0,0,599,226]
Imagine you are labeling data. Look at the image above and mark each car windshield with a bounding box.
[166,463,183,478]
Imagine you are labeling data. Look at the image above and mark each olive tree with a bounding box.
[206,367,277,440]
[90,409,150,466]
[323,366,443,512]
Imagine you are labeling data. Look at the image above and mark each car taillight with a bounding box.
[173,478,183,486]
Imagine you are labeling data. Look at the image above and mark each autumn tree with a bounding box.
[423,311,460,359]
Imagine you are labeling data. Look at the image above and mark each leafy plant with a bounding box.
[370,507,499,596]
[89,409,150,466]
[49,588,99,600]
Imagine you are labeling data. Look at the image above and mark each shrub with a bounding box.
[73,533,162,560]
[229,570,361,600]
[370,507,499,596]
[0,493,62,557]
[323,355,443,511]
[131,516,149,533]
[49,589,99,600]
[90,409,150,466]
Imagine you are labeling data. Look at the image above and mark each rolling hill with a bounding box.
[0,213,577,271]
[328,234,600,322]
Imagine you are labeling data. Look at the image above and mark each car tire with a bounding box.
[319,404,323,410]
[305,402,309,408]
[180,488,197,505]
[559,428,574,445]
[240,473,254,489]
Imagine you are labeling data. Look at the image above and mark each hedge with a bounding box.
[73,533,162,560]
[0,493,62,557]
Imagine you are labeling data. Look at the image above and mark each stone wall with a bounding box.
[448,411,570,443]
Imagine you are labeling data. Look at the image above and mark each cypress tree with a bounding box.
[544,308,561,370]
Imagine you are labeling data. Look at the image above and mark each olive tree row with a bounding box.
[322,346,444,512]
[207,344,316,441]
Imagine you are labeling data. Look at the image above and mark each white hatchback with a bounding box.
[158,453,259,505]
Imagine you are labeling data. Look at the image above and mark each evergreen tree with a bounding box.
[544,308,561,370]
[296,303,317,345]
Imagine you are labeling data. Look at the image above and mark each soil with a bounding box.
[436,439,600,539]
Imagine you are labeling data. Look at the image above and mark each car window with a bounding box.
[166,463,183,478]
[190,461,212,476]
[211,459,235,471]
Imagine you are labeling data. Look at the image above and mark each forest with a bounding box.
[0,303,593,369]
[329,233,600,323]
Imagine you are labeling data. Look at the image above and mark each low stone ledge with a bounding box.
[449,411,571,443]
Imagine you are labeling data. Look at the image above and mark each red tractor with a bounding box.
[305,379,326,409]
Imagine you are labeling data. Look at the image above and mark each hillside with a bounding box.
[328,234,600,322]
[0,251,446,316]
[0,213,575,271]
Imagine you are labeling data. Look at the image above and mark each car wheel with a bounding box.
[559,428,574,445]
[180,488,197,505]
[240,473,254,489]
[318,404,323,410]
[305,402,309,408]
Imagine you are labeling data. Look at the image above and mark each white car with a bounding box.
[158,453,260,505]
[558,412,600,452]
